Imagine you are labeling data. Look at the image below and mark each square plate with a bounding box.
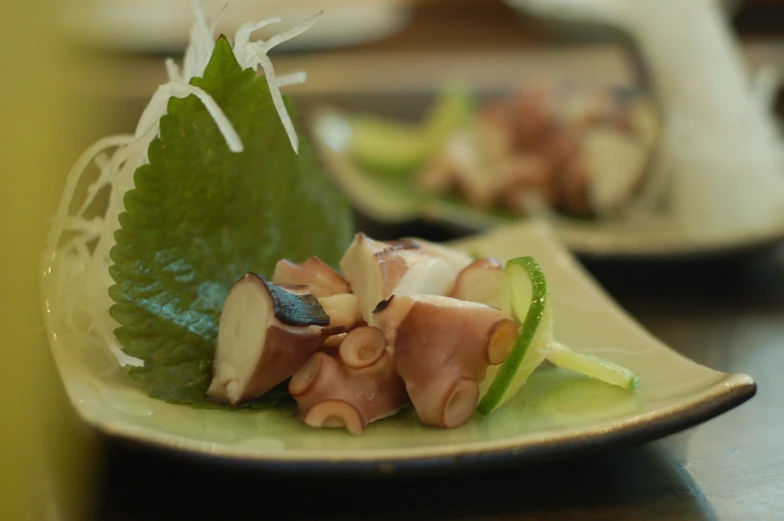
[40,220,755,474]
[309,107,784,262]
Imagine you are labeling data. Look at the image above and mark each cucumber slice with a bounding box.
[544,342,639,391]
[477,257,552,415]
[348,85,472,177]
[349,118,429,176]
[477,256,639,415]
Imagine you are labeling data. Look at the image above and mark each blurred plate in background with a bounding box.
[310,101,784,261]
[59,0,412,53]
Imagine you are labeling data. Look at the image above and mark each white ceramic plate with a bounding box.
[41,220,755,474]
[58,0,412,53]
[310,107,784,260]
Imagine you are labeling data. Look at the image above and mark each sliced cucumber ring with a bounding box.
[477,256,552,415]
[477,256,638,416]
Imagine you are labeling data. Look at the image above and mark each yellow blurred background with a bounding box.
[0,2,96,521]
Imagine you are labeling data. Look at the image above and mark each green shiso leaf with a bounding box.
[108,36,355,407]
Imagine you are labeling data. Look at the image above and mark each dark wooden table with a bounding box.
[63,1,784,519]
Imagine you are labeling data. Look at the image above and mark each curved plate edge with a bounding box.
[74,373,755,476]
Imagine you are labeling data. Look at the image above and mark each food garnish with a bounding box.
[478,256,638,415]
[45,2,353,406]
[477,256,553,414]
[544,342,639,391]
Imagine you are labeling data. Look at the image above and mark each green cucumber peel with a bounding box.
[476,256,639,416]
[544,342,640,391]
[348,84,473,177]
[477,256,548,415]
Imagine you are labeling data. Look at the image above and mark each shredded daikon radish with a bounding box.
[109,343,146,368]
[277,71,308,88]
[165,58,182,84]
[234,18,283,69]
[75,152,112,218]
[255,11,323,56]
[240,11,324,152]
[46,1,321,369]
[141,82,244,153]
[253,52,298,152]
[61,217,103,237]
[182,0,216,82]
[46,134,134,250]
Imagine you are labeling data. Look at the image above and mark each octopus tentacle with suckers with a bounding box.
[207,233,518,434]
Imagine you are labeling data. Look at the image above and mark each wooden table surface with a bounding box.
[65,1,784,520]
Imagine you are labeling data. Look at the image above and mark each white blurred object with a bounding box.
[59,0,412,52]
[508,0,784,236]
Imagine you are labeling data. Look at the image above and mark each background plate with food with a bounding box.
[310,82,784,260]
